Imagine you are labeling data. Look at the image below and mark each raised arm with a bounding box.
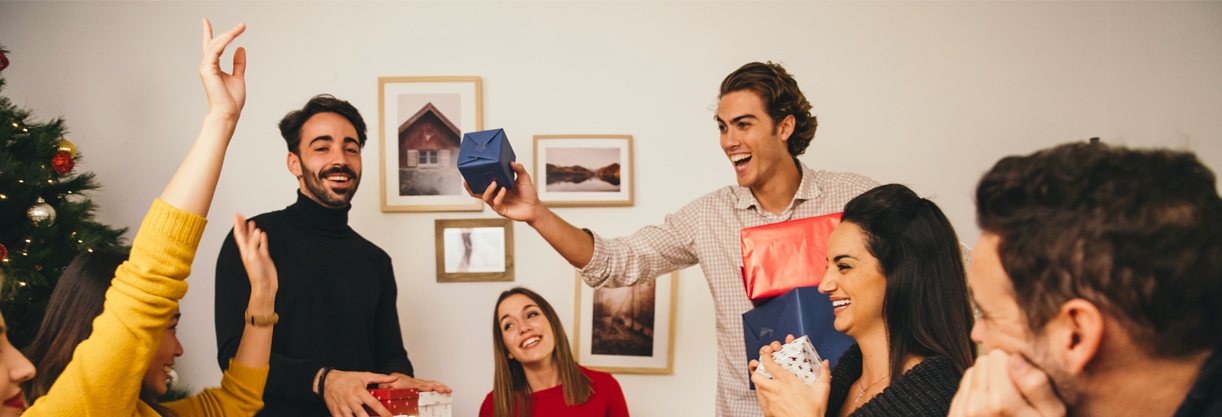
[159,17,246,216]
[230,213,278,368]
[469,162,594,267]
[22,18,246,417]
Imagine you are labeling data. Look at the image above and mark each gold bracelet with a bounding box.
[245,309,279,327]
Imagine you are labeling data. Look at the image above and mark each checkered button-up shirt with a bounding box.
[581,161,879,417]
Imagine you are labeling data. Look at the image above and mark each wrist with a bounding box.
[525,205,554,228]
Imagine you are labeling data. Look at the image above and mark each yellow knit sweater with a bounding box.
[23,199,268,417]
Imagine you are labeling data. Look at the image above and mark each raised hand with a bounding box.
[232,213,278,300]
[466,162,545,224]
[199,18,247,119]
[948,349,1066,417]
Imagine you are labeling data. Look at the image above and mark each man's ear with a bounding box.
[778,114,796,142]
[1049,298,1104,375]
[287,152,303,178]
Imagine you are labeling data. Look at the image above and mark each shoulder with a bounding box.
[580,366,621,388]
[479,391,494,417]
[893,355,963,400]
[809,170,879,193]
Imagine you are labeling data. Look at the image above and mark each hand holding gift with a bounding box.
[750,335,833,417]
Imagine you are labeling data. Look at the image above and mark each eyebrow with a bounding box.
[308,135,359,147]
[831,254,856,262]
[498,304,540,323]
[714,114,759,125]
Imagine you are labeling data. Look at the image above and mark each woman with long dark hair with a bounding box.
[0,271,36,417]
[18,18,275,416]
[752,184,976,417]
[481,287,630,417]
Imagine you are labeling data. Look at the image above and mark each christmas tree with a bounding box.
[0,45,127,348]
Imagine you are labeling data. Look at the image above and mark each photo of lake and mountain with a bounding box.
[544,147,622,192]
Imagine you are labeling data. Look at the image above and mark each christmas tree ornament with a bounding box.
[0,243,8,261]
[0,48,9,72]
[57,137,77,158]
[51,151,75,174]
[27,197,56,226]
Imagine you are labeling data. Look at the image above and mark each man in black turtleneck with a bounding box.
[214,95,451,417]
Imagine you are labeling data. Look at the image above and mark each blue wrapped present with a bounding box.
[458,128,516,193]
[742,286,855,389]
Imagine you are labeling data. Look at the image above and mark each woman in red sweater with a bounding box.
[481,287,630,417]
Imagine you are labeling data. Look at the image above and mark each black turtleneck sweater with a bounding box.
[825,344,962,417]
[215,191,413,417]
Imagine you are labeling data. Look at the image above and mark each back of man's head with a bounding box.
[976,141,1222,358]
[719,62,816,157]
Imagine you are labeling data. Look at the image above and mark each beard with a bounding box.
[301,163,360,208]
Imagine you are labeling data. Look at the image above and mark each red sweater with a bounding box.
[479,367,629,417]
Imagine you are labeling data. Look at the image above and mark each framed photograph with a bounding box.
[379,76,484,212]
[433,218,514,282]
[533,135,634,207]
[573,270,677,374]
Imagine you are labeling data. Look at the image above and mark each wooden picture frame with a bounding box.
[379,76,484,212]
[573,270,677,374]
[533,135,634,207]
[433,218,513,282]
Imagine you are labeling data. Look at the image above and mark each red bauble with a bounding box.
[52,151,75,174]
[0,243,7,260]
[0,49,8,72]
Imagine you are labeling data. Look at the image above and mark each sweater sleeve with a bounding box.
[215,228,324,401]
[23,199,207,417]
[163,359,268,417]
[373,255,413,376]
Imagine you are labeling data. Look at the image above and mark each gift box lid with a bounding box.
[458,128,516,192]
[368,388,419,401]
[418,391,453,406]
[742,286,855,389]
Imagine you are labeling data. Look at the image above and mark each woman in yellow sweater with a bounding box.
[18,18,271,416]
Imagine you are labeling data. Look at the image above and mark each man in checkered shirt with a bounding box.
[470,61,878,417]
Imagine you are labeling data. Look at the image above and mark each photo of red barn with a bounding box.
[397,102,465,196]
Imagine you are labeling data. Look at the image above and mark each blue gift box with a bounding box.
[457,128,516,193]
[742,286,855,389]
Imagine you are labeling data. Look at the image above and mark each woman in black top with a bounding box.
[751,184,976,417]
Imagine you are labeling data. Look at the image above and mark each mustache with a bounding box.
[318,166,357,180]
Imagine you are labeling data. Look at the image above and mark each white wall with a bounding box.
[1,2,1219,416]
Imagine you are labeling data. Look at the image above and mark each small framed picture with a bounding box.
[572,270,678,374]
[433,218,513,282]
[533,135,634,207]
[379,76,484,212]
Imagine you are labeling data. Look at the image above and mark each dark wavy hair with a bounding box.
[976,142,1222,358]
[278,94,368,155]
[719,61,816,156]
[490,287,591,417]
[22,249,179,417]
[841,184,976,380]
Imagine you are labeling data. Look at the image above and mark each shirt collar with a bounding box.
[734,159,823,211]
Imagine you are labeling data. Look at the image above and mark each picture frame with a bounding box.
[379,76,484,212]
[573,270,677,374]
[533,135,634,207]
[433,218,514,282]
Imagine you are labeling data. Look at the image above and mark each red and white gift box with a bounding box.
[741,212,842,301]
[364,388,418,417]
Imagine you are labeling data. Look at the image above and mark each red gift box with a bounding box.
[363,388,419,417]
[741,212,842,301]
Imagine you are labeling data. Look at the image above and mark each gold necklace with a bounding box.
[853,375,889,406]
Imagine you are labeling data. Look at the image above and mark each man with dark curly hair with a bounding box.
[949,142,1222,417]
[470,62,878,417]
